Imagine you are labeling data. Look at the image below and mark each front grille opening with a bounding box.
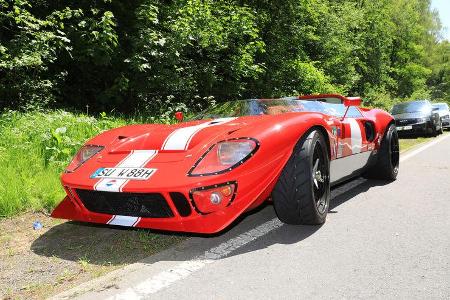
[75,189,174,218]
[170,192,192,217]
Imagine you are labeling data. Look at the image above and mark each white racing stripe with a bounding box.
[105,134,448,300]
[107,216,141,227]
[346,118,362,154]
[93,150,158,228]
[162,118,236,151]
[94,150,158,192]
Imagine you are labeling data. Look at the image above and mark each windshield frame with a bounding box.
[190,98,363,120]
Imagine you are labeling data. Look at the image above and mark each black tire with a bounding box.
[438,119,444,135]
[432,127,439,137]
[272,129,330,225]
[431,122,440,137]
[365,124,399,180]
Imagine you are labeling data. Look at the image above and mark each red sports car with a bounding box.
[51,94,399,233]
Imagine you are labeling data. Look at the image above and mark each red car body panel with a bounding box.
[52,94,395,233]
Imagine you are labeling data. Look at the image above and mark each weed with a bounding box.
[78,256,91,272]
[0,110,130,216]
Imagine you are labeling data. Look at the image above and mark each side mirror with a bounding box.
[343,97,362,107]
[175,111,184,122]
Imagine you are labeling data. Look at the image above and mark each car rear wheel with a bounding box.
[272,129,330,225]
[431,121,441,137]
[365,124,399,180]
[438,119,444,135]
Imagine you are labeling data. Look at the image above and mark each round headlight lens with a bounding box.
[65,145,104,173]
[217,141,255,165]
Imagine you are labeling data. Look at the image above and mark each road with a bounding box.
[55,134,450,300]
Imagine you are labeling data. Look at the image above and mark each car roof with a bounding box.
[394,100,430,106]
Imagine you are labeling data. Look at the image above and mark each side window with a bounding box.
[318,102,363,118]
[346,106,363,118]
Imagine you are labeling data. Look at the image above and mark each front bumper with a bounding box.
[51,152,288,234]
[396,121,432,134]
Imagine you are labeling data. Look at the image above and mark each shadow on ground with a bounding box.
[31,177,390,265]
[30,220,187,266]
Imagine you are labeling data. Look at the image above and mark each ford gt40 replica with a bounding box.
[52,94,399,234]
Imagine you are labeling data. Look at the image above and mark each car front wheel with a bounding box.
[272,129,330,225]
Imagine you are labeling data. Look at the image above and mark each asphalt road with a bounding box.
[55,135,450,300]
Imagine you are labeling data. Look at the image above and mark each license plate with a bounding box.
[396,125,412,131]
[91,168,157,180]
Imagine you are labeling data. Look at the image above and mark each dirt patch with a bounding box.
[0,212,185,299]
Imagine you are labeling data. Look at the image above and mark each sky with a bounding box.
[431,0,450,40]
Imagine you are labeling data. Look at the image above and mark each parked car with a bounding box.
[391,100,442,136]
[432,102,450,130]
[52,94,399,234]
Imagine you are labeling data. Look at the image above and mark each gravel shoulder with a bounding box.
[0,213,185,299]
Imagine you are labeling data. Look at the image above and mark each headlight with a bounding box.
[65,145,104,173]
[188,138,259,176]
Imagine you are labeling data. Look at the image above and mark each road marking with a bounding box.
[400,133,450,162]
[108,134,450,299]
[109,219,283,300]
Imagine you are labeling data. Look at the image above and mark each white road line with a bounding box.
[105,134,449,299]
[109,219,283,300]
[400,133,450,162]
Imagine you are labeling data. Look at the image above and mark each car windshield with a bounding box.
[192,98,361,120]
[391,101,431,115]
[432,103,449,111]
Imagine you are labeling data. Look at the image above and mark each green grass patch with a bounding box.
[0,110,130,217]
[399,135,436,153]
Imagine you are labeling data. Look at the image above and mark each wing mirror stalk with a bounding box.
[341,97,362,120]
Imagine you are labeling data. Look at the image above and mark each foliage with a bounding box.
[0,0,448,113]
[0,110,127,216]
[428,41,450,104]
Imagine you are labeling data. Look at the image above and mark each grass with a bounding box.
[0,110,130,217]
[399,135,436,153]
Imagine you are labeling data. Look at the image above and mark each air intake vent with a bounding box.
[75,189,174,218]
[170,192,192,217]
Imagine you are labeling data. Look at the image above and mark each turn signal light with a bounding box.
[190,182,237,214]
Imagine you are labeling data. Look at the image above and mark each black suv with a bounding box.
[391,100,442,136]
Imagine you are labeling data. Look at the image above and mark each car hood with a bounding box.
[436,111,449,117]
[97,116,257,155]
[392,112,429,120]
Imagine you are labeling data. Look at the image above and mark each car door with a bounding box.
[330,106,376,185]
